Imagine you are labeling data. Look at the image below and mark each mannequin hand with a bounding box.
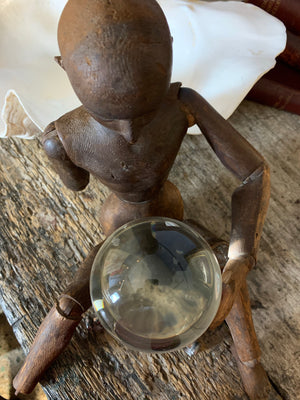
[209,255,255,330]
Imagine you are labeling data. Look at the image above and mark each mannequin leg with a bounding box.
[226,280,281,400]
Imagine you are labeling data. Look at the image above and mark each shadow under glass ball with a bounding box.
[90,218,222,352]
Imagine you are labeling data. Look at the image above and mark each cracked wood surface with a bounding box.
[0,100,299,400]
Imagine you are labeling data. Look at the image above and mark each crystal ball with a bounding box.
[90,217,222,352]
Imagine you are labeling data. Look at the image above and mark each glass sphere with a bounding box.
[90,217,222,352]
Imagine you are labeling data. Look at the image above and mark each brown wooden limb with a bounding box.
[41,126,90,192]
[184,219,229,269]
[229,163,270,262]
[209,256,253,330]
[182,221,277,397]
[179,88,270,262]
[13,306,80,395]
[179,88,270,326]
[13,244,102,395]
[226,280,273,400]
[184,219,244,330]
[63,243,102,311]
[179,88,264,180]
[185,221,255,330]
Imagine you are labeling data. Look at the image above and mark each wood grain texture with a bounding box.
[0,100,299,400]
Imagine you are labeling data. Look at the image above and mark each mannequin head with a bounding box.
[58,0,172,121]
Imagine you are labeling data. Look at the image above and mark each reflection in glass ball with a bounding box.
[90,218,222,352]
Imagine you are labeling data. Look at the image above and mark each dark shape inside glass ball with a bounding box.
[90,218,222,352]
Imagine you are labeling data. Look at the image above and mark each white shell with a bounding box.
[0,0,286,138]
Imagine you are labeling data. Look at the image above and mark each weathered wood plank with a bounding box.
[0,100,299,400]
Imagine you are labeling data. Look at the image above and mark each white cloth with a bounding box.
[0,0,286,138]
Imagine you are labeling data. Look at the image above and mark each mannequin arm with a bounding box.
[179,88,270,324]
[41,122,90,191]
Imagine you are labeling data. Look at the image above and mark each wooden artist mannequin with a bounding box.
[13,0,273,399]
